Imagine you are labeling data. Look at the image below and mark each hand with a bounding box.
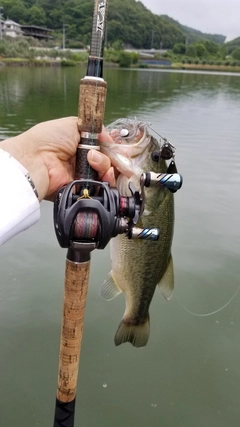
[0,117,115,201]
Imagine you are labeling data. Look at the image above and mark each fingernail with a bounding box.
[89,150,102,162]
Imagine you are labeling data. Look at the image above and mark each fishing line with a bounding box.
[173,284,240,317]
[148,124,175,148]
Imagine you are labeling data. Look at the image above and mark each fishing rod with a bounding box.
[52,1,183,425]
[52,2,110,425]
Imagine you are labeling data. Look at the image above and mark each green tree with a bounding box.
[112,40,123,50]
[195,43,207,58]
[27,5,46,26]
[131,52,139,64]
[107,20,124,46]
[173,43,186,54]
[118,51,132,67]
[48,9,63,29]
[232,47,240,60]
[225,37,240,54]
[1,0,28,24]
[185,44,197,57]
[219,44,227,59]
[203,40,219,55]
[0,39,7,56]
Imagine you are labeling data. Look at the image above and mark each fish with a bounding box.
[100,118,175,347]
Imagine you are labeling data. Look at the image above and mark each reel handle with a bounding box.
[141,172,183,193]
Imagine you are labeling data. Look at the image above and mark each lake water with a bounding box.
[0,65,240,427]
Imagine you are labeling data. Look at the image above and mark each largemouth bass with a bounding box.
[100,118,175,347]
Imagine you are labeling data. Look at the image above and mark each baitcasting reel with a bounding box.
[54,172,182,251]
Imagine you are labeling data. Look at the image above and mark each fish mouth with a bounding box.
[100,118,162,178]
[100,118,153,177]
[106,118,149,146]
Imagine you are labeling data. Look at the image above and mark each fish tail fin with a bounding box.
[114,315,150,348]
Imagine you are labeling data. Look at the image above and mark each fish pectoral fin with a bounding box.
[99,271,122,301]
[158,254,174,301]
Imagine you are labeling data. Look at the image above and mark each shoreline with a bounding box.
[1,58,240,73]
[172,63,240,73]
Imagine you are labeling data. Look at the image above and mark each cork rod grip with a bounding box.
[78,78,107,134]
[56,258,90,403]
[76,77,107,181]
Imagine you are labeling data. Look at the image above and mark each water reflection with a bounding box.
[1,67,240,138]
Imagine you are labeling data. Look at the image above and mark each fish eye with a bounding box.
[152,151,160,162]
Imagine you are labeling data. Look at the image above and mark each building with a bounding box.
[21,25,53,40]
[3,19,23,38]
[1,19,53,40]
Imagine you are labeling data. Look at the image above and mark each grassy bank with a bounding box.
[1,37,240,73]
[1,57,240,74]
[0,57,85,67]
[172,62,240,73]
[1,57,58,66]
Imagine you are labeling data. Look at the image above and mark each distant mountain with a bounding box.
[1,0,228,48]
[161,15,226,45]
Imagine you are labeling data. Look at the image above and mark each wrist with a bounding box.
[0,134,49,202]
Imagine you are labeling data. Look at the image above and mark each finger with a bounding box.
[101,167,116,187]
[98,126,114,144]
[87,149,112,180]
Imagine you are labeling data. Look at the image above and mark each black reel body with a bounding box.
[54,171,183,252]
[54,179,140,250]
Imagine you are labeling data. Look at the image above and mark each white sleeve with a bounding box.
[0,148,40,246]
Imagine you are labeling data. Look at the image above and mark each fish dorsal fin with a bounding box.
[99,271,122,301]
[158,255,174,301]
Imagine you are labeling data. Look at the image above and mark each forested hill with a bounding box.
[161,15,226,45]
[1,0,226,49]
[225,37,240,53]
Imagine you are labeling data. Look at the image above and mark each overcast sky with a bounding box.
[140,0,239,41]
